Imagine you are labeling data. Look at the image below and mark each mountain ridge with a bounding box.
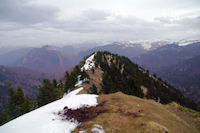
[133,42,200,104]
[0,51,200,132]
[69,51,199,110]
[14,45,78,73]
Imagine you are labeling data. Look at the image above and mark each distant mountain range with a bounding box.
[0,47,32,65]
[79,42,147,59]
[133,42,200,104]
[0,40,199,104]
[1,40,197,73]
[157,55,200,104]
[0,42,200,132]
[13,45,79,73]
[0,45,82,73]
[133,42,200,71]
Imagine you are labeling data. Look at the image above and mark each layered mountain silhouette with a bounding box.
[79,42,147,59]
[133,42,200,104]
[133,42,200,71]
[157,55,200,104]
[0,47,32,65]
[1,51,199,133]
[0,41,199,106]
[14,45,78,73]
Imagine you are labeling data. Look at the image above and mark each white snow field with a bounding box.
[81,53,96,71]
[0,87,98,133]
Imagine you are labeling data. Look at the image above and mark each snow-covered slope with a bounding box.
[81,53,96,71]
[177,39,200,46]
[0,87,98,133]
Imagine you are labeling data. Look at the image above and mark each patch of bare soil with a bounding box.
[57,101,107,123]
[141,85,148,98]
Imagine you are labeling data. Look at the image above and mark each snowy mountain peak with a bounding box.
[109,39,200,50]
[176,39,200,46]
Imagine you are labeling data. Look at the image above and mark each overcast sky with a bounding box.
[0,0,200,47]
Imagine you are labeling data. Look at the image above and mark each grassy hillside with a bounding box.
[76,51,199,111]
[73,92,200,133]
[62,51,200,132]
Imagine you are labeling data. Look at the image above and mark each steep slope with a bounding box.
[157,55,200,104]
[0,47,33,65]
[1,87,199,133]
[70,52,199,110]
[1,52,199,133]
[0,87,98,133]
[0,65,62,112]
[133,42,200,105]
[14,45,77,73]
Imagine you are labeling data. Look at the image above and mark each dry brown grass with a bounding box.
[82,68,103,94]
[77,88,88,95]
[73,92,200,133]
[166,102,200,131]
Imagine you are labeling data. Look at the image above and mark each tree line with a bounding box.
[0,78,64,125]
[0,64,90,125]
[1,51,199,125]
[94,51,199,111]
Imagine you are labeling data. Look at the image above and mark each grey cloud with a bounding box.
[0,0,59,24]
[0,3,199,47]
[154,17,172,24]
[22,8,199,41]
[81,9,110,21]
[52,11,158,34]
[154,16,200,30]
[174,16,200,30]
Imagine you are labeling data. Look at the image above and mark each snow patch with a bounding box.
[177,39,200,46]
[81,53,96,71]
[91,124,105,133]
[0,87,98,133]
[75,80,83,87]
[74,75,89,87]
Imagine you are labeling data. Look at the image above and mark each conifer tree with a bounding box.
[52,79,63,100]
[37,78,63,107]
[6,84,16,120]
[21,95,32,114]
[64,71,73,93]
[14,86,25,117]
[80,70,89,80]
[6,84,32,121]
[0,112,7,126]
